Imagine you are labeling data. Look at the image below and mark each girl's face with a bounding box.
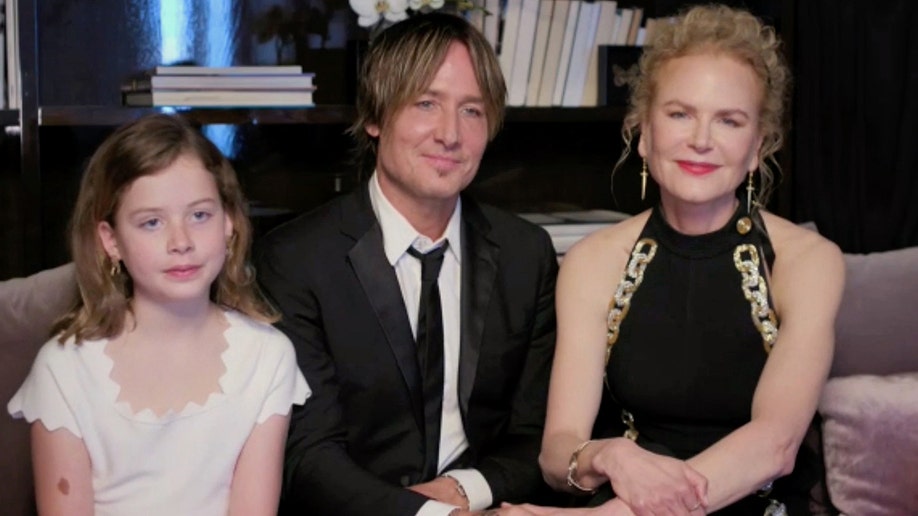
[98,154,233,309]
[639,52,764,218]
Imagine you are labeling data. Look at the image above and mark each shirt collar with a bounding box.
[368,172,462,266]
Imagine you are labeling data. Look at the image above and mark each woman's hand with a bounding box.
[497,498,636,516]
[591,438,708,516]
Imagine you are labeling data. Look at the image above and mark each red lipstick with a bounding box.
[676,160,718,176]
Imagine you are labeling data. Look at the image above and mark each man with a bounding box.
[256,13,558,515]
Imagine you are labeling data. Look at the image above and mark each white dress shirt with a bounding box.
[368,174,493,514]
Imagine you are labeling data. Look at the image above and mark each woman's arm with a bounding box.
[539,218,707,516]
[228,413,290,516]
[538,232,612,492]
[32,422,94,516]
[539,230,627,493]
[685,224,845,511]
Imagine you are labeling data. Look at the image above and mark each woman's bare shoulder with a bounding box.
[760,212,842,265]
[555,210,653,313]
[561,210,652,280]
[760,212,845,314]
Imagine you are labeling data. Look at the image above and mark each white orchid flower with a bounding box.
[408,0,445,11]
[350,0,409,27]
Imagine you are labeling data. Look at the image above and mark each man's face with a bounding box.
[368,41,489,215]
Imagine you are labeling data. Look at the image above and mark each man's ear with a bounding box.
[97,221,120,262]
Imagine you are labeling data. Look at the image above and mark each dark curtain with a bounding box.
[793,1,918,253]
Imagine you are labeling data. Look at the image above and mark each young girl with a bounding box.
[8,114,310,515]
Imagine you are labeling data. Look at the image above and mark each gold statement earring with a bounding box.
[640,160,649,201]
[746,171,755,212]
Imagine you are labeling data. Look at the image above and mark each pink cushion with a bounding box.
[819,373,918,514]
[832,246,918,377]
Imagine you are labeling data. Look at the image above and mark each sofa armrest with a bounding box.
[0,262,79,516]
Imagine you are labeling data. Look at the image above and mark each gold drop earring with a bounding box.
[746,171,755,212]
[641,159,649,201]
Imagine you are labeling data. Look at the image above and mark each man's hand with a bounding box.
[408,476,470,509]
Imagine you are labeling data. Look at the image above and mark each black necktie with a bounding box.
[407,241,448,479]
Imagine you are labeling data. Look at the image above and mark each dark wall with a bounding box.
[793,0,918,252]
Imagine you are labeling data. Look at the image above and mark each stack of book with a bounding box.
[122,65,316,107]
[519,209,631,257]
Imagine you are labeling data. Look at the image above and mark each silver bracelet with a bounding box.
[565,439,597,494]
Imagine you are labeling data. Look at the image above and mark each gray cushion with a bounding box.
[0,263,78,516]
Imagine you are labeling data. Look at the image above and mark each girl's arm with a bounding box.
[228,413,290,516]
[32,421,94,516]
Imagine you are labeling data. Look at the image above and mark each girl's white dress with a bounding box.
[8,310,310,516]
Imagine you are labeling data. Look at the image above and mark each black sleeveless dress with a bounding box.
[592,204,820,514]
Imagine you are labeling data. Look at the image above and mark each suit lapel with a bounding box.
[342,189,425,433]
[458,198,499,416]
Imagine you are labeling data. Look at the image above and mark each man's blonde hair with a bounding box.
[349,12,506,171]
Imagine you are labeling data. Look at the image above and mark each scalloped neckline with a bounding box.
[95,310,244,425]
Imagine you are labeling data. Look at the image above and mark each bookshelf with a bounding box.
[0,109,18,126]
[34,105,626,127]
[37,106,356,127]
[1,0,794,281]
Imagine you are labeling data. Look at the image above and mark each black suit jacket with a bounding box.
[255,185,558,515]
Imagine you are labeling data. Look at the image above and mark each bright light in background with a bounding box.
[159,0,188,64]
[159,0,239,158]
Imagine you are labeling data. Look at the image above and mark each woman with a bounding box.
[515,5,844,515]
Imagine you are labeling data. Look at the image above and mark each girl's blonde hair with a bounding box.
[617,4,790,207]
[55,114,278,343]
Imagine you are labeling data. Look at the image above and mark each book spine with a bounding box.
[154,65,304,75]
[552,0,581,106]
[507,0,541,106]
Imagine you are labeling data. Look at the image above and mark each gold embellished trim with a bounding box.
[736,216,752,235]
[621,409,639,441]
[606,238,658,365]
[733,244,779,352]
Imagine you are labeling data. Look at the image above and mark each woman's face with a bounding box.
[639,52,764,214]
